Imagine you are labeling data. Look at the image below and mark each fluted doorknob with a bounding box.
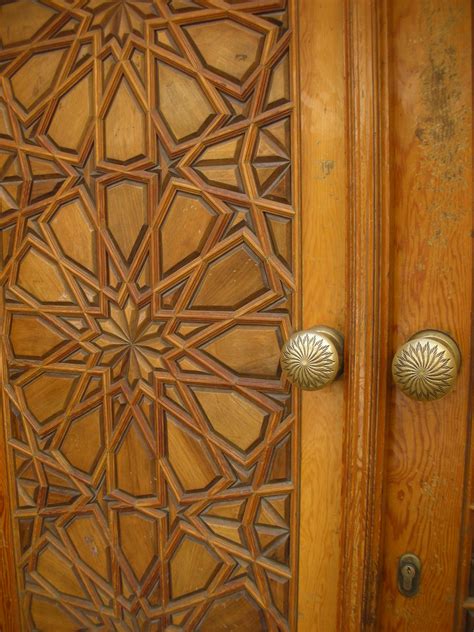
[280,326,344,390]
[392,329,461,401]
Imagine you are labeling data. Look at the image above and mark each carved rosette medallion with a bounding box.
[93,297,169,386]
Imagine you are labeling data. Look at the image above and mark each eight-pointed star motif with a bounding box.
[86,0,159,46]
[94,297,169,386]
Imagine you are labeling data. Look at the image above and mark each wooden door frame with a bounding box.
[338,1,391,630]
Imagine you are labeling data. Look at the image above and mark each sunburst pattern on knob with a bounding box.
[280,326,343,390]
[392,330,461,401]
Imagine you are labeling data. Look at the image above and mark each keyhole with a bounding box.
[398,554,421,597]
[401,564,416,591]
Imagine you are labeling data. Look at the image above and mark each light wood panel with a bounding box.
[379,1,473,630]
[297,1,346,630]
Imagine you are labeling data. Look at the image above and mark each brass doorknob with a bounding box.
[280,326,344,390]
[392,330,461,401]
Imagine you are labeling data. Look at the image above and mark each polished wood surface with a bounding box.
[378,1,473,630]
[297,1,346,630]
[338,1,392,630]
[0,1,309,629]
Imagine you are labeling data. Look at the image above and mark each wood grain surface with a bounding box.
[378,1,473,630]
[338,1,392,630]
[297,0,346,630]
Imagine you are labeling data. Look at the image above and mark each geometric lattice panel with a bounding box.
[0,1,297,630]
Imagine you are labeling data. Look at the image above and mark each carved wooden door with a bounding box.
[6,2,474,632]
[0,1,350,630]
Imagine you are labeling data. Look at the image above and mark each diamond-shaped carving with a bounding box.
[159,190,218,276]
[104,179,148,264]
[114,418,157,497]
[165,415,220,493]
[9,48,67,112]
[183,19,265,84]
[202,325,282,379]
[193,387,268,453]
[49,197,97,274]
[65,514,111,581]
[59,404,104,476]
[0,2,58,48]
[118,510,159,582]
[16,247,74,305]
[46,72,94,155]
[23,371,79,426]
[103,76,148,164]
[36,544,85,598]
[191,244,269,310]
[169,535,220,599]
[9,314,65,360]
[156,61,216,144]
[196,591,266,631]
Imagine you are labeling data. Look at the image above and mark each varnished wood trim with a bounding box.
[296,0,347,629]
[0,369,21,629]
[338,1,391,629]
[454,260,474,630]
[455,9,474,627]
